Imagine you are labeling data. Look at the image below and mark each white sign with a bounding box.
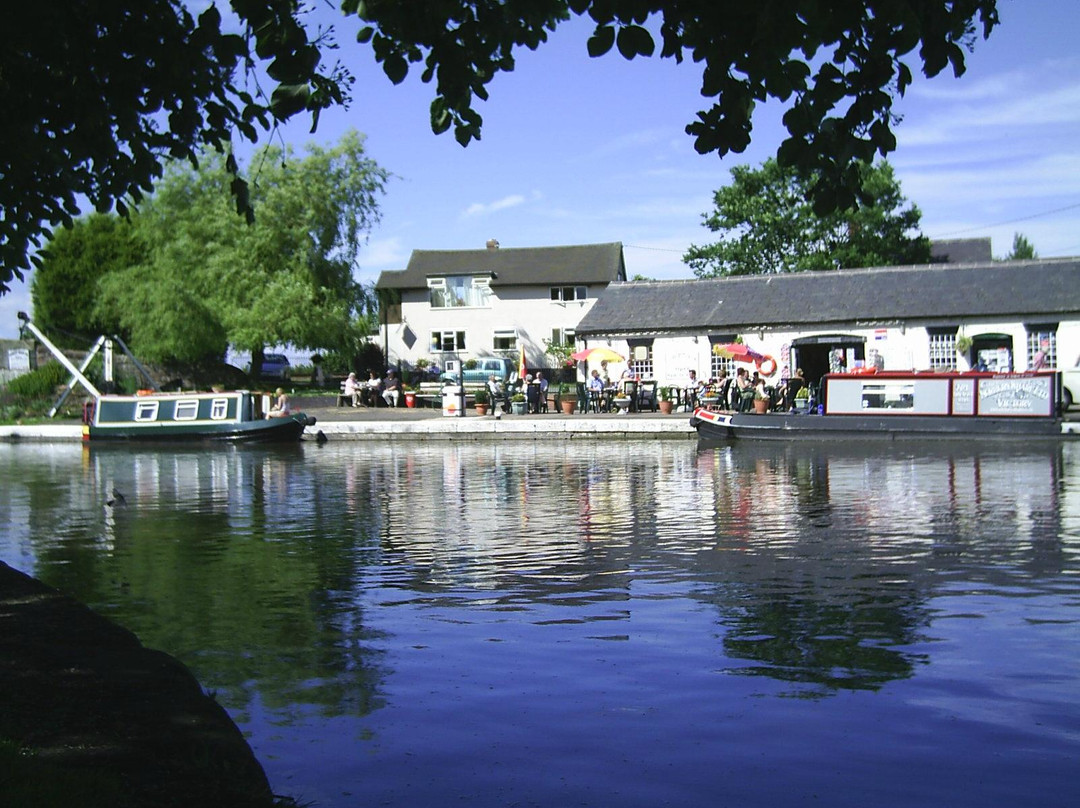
[6,348,30,371]
[977,376,1053,417]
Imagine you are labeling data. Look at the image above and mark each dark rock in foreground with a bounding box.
[0,561,275,807]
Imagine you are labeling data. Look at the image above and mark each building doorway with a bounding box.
[970,332,1013,372]
[791,335,867,386]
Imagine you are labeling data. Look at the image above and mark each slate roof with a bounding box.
[576,258,1080,338]
[375,242,626,290]
[930,237,993,264]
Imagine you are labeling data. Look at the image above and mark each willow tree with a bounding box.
[95,130,388,366]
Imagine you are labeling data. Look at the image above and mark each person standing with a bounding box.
[1031,339,1051,370]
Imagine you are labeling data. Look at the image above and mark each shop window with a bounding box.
[1025,325,1058,369]
[627,342,653,378]
[927,327,958,371]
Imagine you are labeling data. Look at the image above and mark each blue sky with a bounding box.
[4,1,1078,339]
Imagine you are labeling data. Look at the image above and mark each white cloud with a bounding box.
[460,194,528,218]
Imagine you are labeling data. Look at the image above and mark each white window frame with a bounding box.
[210,398,229,420]
[429,275,491,308]
[1026,326,1058,369]
[134,401,159,422]
[927,328,957,371]
[493,329,519,353]
[431,330,467,353]
[174,400,199,421]
[550,286,588,304]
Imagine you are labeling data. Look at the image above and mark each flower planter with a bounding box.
[404,391,416,408]
[475,404,489,416]
[560,399,577,415]
[612,396,632,414]
[753,397,769,414]
[658,400,674,415]
[511,401,527,415]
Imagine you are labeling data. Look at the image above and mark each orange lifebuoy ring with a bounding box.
[757,356,778,377]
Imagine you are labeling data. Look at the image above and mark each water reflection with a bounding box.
[1,440,1078,807]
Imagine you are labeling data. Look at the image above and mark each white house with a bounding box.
[574,257,1080,389]
[375,241,626,372]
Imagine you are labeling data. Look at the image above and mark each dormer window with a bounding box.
[429,275,492,308]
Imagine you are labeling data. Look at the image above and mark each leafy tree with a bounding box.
[30,215,147,347]
[684,159,930,276]
[1003,232,1038,261]
[93,130,388,366]
[2,0,349,293]
[3,1,999,293]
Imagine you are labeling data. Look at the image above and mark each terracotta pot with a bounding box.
[658,400,674,415]
[475,404,489,416]
[560,399,577,415]
[753,397,769,414]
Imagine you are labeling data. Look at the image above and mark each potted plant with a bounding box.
[510,392,527,415]
[403,386,417,408]
[753,387,770,414]
[473,387,490,415]
[557,382,577,414]
[658,386,674,415]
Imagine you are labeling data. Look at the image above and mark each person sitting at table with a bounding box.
[362,370,381,407]
[735,367,754,412]
[620,362,636,383]
[343,372,362,407]
[687,369,705,408]
[587,369,605,411]
[382,369,402,407]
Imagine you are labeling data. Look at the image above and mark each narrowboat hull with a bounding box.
[690,407,1071,442]
[690,371,1075,442]
[85,391,313,443]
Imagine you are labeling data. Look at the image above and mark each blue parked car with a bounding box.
[252,353,291,380]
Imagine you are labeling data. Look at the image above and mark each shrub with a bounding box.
[5,362,67,398]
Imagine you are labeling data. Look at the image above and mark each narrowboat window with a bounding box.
[134,401,159,421]
[210,398,229,420]
[174,400,199,421]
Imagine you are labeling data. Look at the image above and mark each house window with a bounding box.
[627,341,654,378]
[174,400,199,421]
[1025,325,1058,369]
[550,328,575,346]
[428,276,491,308]
[431,330,467,353]
[493,330,518,353]
[550,286,587,303]
[927,327,958,371]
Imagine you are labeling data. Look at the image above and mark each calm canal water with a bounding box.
[2,439,1079,807]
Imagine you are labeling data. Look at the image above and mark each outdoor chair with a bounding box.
[637,380,658,412]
